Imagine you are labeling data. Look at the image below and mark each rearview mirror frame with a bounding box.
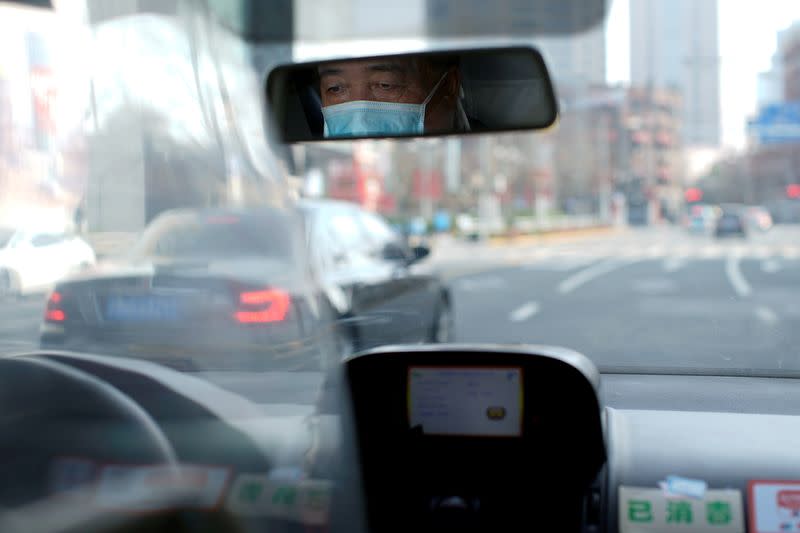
[266,45,558,143]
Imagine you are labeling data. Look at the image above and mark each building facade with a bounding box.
[629,0,720,147]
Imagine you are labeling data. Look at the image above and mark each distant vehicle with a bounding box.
[714,212,747,238]
[744,206,773,232]
[298,199,451,348]
[687,214,709,234]
[41,203,451,370]
[0,227,95,297]
[684,204,717,234]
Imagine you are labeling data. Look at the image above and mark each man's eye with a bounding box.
[326,85,343,94]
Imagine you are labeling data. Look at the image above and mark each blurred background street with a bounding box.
[1,1,800,378]
[4,224,799,373]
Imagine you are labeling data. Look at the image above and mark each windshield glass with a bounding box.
[0,229,13,248]
[1,0,800,519]
[132,212,295,259]
[1,4,799,370]
[0,0,797,376]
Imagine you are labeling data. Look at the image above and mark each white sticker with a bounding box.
[619,486,743,533]
[659,476,708,499]
[408,366,522,437]
[749,481,800,533]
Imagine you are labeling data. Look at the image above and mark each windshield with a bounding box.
[0,229,13,248]
[0,0,797,378]
[1,0,800,520]
[131,212,295,260]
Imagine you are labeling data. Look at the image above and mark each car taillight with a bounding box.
[45,291,66,322]
[235,288,290,324]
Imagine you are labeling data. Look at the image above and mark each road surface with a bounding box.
[445,225,800,372]
[2,225,799,394]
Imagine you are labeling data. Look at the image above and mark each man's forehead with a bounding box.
[318,58,418,77]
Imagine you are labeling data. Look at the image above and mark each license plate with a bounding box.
[105,295,182,322]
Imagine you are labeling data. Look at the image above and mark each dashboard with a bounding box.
[344,345,604,533]
[3,348,800,533]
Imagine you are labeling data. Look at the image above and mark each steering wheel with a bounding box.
[0,355,178,509]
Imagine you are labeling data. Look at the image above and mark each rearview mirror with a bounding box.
[266,46,558,143]
[411,245,430,262]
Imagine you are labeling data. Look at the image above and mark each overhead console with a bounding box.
[344,344,606,533]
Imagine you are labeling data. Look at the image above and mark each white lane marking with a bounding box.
[663,257,688,272]
[558,259,632,294]
[531,248,555,259]
[725,254,751,297]
[761,258,781,273]
[508,301,540,322]
[755,305,778,326]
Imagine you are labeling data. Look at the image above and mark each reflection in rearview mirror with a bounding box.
[266,47,558,142]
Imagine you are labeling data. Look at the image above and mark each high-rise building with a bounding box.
[535,23,607,88]
[779,22,800,102]
[629,0,720,147]
[422,0,606,87]
[755,22,800,109]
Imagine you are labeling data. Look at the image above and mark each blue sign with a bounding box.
[433,211,451,232]
[748,102,800,145]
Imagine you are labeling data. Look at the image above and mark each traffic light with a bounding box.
[684,188,703,203]
[787,184,800,199]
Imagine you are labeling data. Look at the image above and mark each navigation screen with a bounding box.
[408,367,523,437]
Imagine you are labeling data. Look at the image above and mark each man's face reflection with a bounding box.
[319,58,431,107]
[318,57,459,133]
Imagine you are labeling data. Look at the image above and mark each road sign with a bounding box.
[748,102,800,145]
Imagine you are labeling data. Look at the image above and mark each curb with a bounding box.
[488,225,622,246]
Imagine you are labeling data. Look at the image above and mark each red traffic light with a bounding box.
[684,188,703,203]
[787,184,800,199]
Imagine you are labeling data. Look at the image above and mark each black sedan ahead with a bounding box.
[714,211,747,239]
[40,202,451,370]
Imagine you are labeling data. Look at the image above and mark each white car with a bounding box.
[0,228,96,297]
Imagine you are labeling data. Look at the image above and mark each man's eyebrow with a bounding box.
[318,66,343,77]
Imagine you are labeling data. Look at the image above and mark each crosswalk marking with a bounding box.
[753,245,771,259]
[784,246,800,259]
[439,243,800,265]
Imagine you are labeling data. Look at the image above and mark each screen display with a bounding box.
[408,367,523,437]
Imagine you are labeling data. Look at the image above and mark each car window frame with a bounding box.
[29,233,66,248]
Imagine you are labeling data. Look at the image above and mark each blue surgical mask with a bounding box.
[322,71,449,138]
